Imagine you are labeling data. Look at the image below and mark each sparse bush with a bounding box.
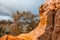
[0,11,39,37]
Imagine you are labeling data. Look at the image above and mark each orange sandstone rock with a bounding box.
[0,35,8,40]
[1,0,60,40]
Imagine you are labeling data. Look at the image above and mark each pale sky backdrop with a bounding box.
[0,0,44,20]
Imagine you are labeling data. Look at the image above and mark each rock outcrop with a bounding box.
[38,0,60,40]
[0,0,60,40]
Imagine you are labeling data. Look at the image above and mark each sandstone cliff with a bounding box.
[38,0,60,40]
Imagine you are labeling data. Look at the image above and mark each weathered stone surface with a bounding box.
[39,0,60,40]
[0,35,8,40]
[38,10,55,40]
[52,9,60,40]
[7,35,24,40]
[0,0,60,40]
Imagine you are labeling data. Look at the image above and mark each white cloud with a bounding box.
[0,6,12,16]
[0,6,13,21]
[0,0,44,14]
[0,15,13,21]
[0,0,44,21]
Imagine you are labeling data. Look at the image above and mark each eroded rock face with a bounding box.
[52,9,60,40]
[0,0,60,40]
[38,0,60,40]
[39,9,55,40]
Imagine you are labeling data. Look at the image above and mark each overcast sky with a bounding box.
[0,0,44,20]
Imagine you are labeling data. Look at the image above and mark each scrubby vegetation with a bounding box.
[0,11,39,37]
